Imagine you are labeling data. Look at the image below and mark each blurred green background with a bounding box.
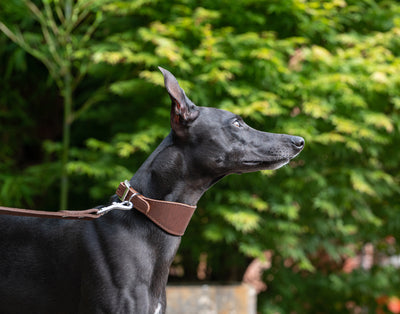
[1,0,399,312]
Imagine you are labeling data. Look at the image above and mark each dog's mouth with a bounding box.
[242,158,290,170]
[243,161,266,166]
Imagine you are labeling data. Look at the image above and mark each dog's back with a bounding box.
[0,209,179,314]
[0,215,83,314]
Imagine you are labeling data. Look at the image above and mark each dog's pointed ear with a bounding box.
[159,66,199,137]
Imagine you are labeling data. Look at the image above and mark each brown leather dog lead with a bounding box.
[0,206,101,220]
[0,181,196,236]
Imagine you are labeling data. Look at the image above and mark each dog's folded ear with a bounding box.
[159,66,200,137]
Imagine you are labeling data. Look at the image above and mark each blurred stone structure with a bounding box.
[166,284,256,314]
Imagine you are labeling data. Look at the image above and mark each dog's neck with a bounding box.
[130,132,220,206]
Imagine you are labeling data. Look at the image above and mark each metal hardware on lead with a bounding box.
[119,180,131,201]
[97,201,133,215]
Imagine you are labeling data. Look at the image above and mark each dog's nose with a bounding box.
[291,136,305,149]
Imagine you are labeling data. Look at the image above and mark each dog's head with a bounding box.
[159,67,304,176]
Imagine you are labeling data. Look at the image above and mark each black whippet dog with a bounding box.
[0,67,304,314]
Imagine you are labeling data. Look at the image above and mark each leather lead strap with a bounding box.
[0,206,100,220]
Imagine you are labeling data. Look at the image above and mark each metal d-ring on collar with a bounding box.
[124,180,140,203]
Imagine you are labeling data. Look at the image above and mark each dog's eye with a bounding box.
[232,120,241,128]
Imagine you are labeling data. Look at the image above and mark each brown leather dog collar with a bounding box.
[115,181,196,236]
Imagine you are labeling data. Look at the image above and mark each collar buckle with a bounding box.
[119,180,131,201]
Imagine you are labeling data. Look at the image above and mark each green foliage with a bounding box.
[1,0,400,312]
[0,0,112,210]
